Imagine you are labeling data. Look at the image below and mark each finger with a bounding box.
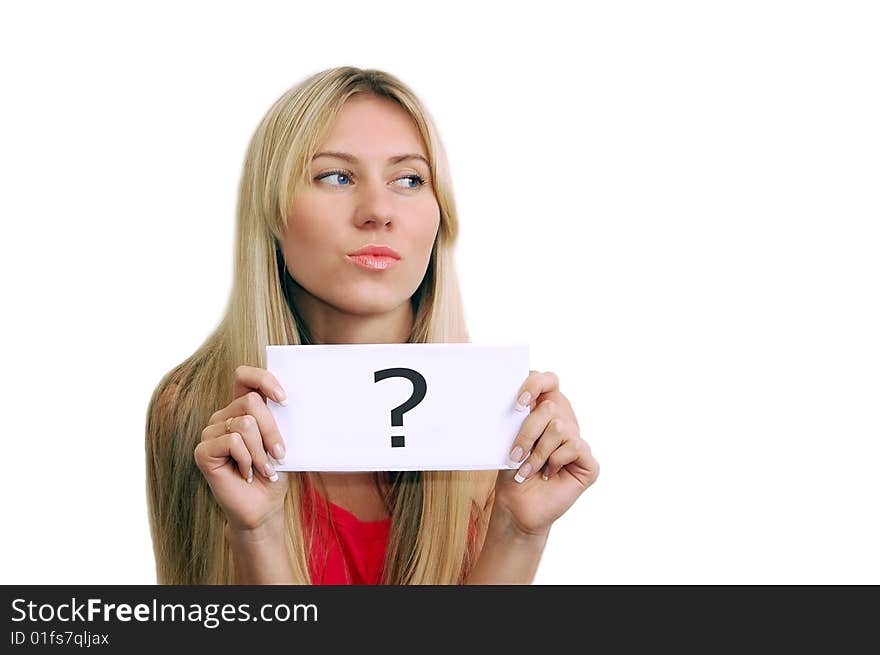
[514,417,568,484]
[570,439,600,486]
[507,398,561,466]
[210,391,288,462]
[227,414,279,482]
[194,432,253,483]
[233,365,288,406]
[541,436,583,480]
[200,421,230,443]
[536,389,579,433]
[514,370,560,413]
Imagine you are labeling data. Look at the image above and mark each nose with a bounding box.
[352,175,394,229]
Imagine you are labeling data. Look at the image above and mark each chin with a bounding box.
[335,289,409,317]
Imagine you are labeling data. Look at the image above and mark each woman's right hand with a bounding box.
[194,365,290,535]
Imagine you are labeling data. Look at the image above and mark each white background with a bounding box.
[1,1,877,584]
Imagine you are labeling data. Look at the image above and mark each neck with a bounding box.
[287,280,415,345]
[313,471,393,521]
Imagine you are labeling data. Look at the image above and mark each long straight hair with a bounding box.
[145,66,496,584]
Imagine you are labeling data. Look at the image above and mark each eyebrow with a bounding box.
[312,151,430,167]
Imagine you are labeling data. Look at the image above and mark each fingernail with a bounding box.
[264,462,278,482]
[515,391,531,412]
[273,442,286,460]
[514,462,532,483]
[508,446,523,466]
[246,467,253,484]
[276,389,288,406]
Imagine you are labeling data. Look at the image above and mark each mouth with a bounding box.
[347,244,402,259]
[346,254,400,271]
[346,244,402,271]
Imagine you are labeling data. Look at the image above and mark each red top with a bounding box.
[302,479,392,585]
[301,477,482,585]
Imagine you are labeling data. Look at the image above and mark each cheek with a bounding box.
[415,203,441,248]
[284,211,333,257]
[286,212,319,242]
[281,219,336,285]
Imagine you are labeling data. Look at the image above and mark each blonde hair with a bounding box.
[145,66,496,584]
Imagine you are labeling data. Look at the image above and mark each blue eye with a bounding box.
[315,169,427,189]
[395,175,425,189]
[317,170,352,186]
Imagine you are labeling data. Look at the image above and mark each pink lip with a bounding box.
[347,244,401,259]
[347,254,400,271]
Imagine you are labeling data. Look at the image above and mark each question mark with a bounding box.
[373,367,427,447]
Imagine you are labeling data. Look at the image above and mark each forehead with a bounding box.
[318,94,427,157]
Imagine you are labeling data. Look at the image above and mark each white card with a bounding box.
[266,343,530,471]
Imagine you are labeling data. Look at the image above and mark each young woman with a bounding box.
[145,66,599,585]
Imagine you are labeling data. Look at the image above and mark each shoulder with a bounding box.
[148,379,182,426]
[156,382,181,414]
[472,470,498,513]
[466,471,499,562]
[145,364,193,447]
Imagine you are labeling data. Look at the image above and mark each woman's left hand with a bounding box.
[493,370,600,537]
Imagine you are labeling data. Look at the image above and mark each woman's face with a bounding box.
[281,93,440,318]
